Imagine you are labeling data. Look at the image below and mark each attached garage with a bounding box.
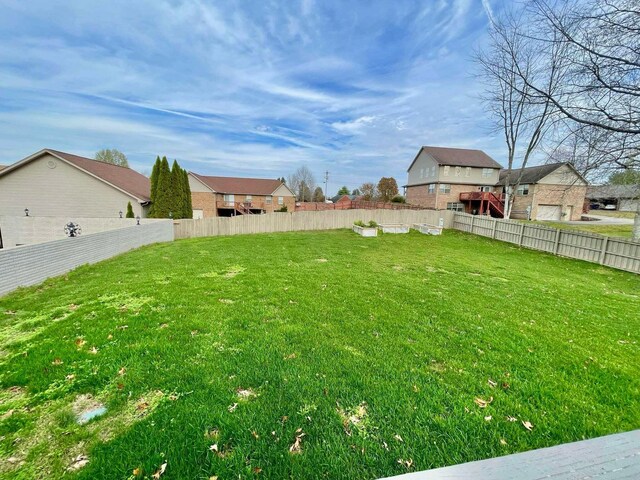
[536,204,562,221]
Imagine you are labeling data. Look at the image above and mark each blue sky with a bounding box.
[0,0,504,193]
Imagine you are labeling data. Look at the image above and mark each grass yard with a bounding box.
[1,230,639,479]
[531,221,634,238]
[587,210,636,219]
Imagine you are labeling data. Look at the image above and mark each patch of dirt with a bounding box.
[72,394,105,424]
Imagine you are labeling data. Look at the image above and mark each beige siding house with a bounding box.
[188,173,296,218]
[405,146,503,214]
[500,163,588,221]
[0,149,151,218]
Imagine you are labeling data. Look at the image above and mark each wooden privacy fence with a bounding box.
[453,213,640,274]
[174,209,453,239]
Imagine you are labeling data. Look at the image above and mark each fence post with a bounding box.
[518,223,525,246]
[491,218,497,239]
[553,228,561,255]
[470,215,475,233]
[598,236,609,265]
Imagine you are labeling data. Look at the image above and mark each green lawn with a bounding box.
[587,210,636,219]
[531,221,634,238]
[1,230,639,479]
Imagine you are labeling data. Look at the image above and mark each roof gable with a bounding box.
[408,146,502,171]
[499,162,588,185]
[0,149,151,202]
[190,173,288,196]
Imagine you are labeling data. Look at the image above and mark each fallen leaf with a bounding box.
[284,353,297,360]
[500,439,507,445]
[397,458,413,469]
[65,374,75,381]
[228,403,238,413]
[393,434,403,442]
[118,367,126,376]
[52,358,63,366]
[133,467,141,476]
[474,396,493,408]
[152,462,167,479]
[289,431,305,454]
[89,346,98,354]
[160,323,169,328]
[253,467,263,474]
[488,379,497,388]
[69,304,79,311]
[502,382,510,390]
[67,454,89,471]
[209,444,218,452]
[117,325,128,330]
[522,420,534,431]
[252,430,259,439]
[107,334,113,340]
[506,416,518,422]
[484,415,492,421]
[210,476,218,480]
[191,330,198,336]
[75,338,86,348]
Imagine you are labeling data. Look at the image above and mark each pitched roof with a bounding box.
[587,184,640,199]
[408,146,502,171]
[499,162,586,185]
[49,150,150,201]
[0,165,6,172]
[0,149,151,202]
[331,194,361,202]
[190,173,286,195]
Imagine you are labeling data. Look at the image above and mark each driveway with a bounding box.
[570,213,635,225]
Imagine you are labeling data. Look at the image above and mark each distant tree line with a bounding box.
[149,156,193,218]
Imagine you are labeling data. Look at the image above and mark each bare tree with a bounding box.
[287,166,316,202]
[475,10,561,218]
[516,0,640,238]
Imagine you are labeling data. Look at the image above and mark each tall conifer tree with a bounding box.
[148,156,161,217]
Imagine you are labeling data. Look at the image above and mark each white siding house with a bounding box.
[0,149,151,218]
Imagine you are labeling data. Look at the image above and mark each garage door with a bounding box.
[536,204,562,221]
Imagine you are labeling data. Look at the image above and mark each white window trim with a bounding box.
[278,196,284,205]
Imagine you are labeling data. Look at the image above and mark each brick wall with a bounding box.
[406,185,437,208]
[532,184,587,221]
[0,221,174,297]
[191,192,217,217]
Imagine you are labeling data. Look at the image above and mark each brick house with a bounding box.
[500,163,588,221]
[405,146,503,214]
[188,173,296,218]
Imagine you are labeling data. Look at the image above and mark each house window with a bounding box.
[439,184,451,193]
[455,166,462,177]
[420,168,425,178]
[266,196,272,204]
[446,202,465,212]
[465,167,471,177]
[278,196,284,205]
[245,195,252,203]
[480,186,492,192]
[482,168,493,178]
[223,194,235,204]
[428,184,435,194]
[516,184,530,195]
[431,166,435,177]
[443,166,450,176]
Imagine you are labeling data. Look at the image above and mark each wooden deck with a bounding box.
[383,430,640,480]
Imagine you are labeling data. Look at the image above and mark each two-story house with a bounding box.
[188,173,296,218]
[405,146,504,215]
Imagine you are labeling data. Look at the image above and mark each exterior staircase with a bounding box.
[459,192,505,218]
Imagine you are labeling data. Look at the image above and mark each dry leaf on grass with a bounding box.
[484,415,492,422]
[474,396,493,408]
[209,444,218,452]
[500,439,507,445]
[89,346,98,354]
[393,434,403,442]
[52,358,63,365]
[133,467,141,476]
[75,338,86,348]
[118,367,126,376]
[397,458,413,469]
[228,403,238,413]
[289,429,305,454]
[152,462,167,479]
[488,379,497,388]
[506,416,517,422]
[522,420,534,431]
[67,454,89,471]
[253,467,263,474]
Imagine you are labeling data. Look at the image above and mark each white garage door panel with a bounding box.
[537,204,561,221]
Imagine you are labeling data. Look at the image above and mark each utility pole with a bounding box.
[324,170,329,201]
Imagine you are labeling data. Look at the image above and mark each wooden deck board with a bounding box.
[382,430,640,480]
